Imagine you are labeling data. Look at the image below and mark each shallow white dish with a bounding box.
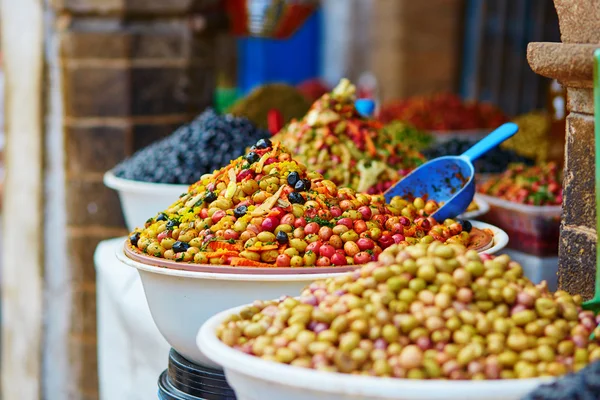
[468,220,508,255]
[116,248,350,367]
[103,170,189,231]
[458,194,490,220]
[198,304,551,400]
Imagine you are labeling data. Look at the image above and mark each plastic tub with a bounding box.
[103,170,189,231]
[197,305,551,400]
[477,193,561,257]
[116,247,350,368]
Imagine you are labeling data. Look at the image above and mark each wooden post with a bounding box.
[1,0,45,398]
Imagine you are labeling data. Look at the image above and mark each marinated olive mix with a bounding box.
[217,242,600,378]
[273,79,425,194]
[129,141,470,267]
[479,163,563,206]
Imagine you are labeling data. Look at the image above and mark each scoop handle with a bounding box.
[461,122,519,162]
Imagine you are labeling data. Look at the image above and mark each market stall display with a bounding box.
[198,242,599,399]
[126,139,500,271]
[296,78,330,103]
[112,109,270,185]
[423,139,535,174]
[105,109,271,230]
[378,93,508,131]
[382,121,435,151]
[383,123,517,222]
[501,111,552,164]
[478,163,562,256]
[273,79,426,194]
[227,83,311,130]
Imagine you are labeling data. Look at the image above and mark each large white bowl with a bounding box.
[198,304,551,400]
[116,248,350,368]
[103,170,189,231]
[117,220,506,367]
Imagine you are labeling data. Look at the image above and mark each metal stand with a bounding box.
[158,349,236,400]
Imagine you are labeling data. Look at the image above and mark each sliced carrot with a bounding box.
[229,258,274,268]
[208,241,242,251]
[245,245,279,252]
[204,251,239,258]
[363,132,377,157]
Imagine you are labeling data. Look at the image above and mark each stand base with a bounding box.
[158,349,236,400]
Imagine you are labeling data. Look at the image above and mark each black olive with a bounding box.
[294,179,312,192]
[287,171,300,187]
[204,191,217,203]
[255,138,272,149]
[234,205,248,218]
[166,220,178,230]
[156,213,168,221]
[288,192,305,205]
[458,219,472,233]
[129,232,140,247]
[172,241,190,253]
[276,231,289,244]
[246,152,260,164]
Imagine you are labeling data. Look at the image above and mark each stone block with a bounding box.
[567,87,594,115]
[70,286,97,336]
[68,336,99,395]
[66,178,126,227]
[562,113,596,229]
[65,125,128,174]
[61,31,129,60]
[130,67,189,115]
[51,0,215,15]
[67,232,119,285]
[63,67,130,117]
[558,225,596,300]
[131,122,183,152]
[554,0,600,44]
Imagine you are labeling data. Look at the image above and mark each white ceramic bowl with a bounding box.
[116,248,351,367]
[103,170,189,231]
[117,220,506,368]
[458,194,490,220]
[198,304,551,400]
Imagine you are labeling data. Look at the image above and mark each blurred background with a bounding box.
[0,0,571,399]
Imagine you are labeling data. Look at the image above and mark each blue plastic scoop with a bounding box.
[384,122,519,221]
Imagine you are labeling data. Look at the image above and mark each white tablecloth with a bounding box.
[95,237,170,400]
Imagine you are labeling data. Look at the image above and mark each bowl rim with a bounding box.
[458,194,490,219]
[470,220,508,255]
[103,169,190,193]
[197,304,552,397]
[117,246,356,281]
[120,220,507,275]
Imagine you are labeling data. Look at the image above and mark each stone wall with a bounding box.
[49,0,217,397]
[528,0,600,299]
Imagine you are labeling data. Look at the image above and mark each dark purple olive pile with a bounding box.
[113,108,270,184]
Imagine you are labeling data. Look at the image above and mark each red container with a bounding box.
[478,193,561,257]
